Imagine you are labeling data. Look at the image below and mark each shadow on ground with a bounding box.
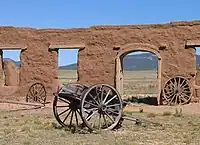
[124,96,158,106]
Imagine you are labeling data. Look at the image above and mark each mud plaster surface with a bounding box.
[0,20,200,102]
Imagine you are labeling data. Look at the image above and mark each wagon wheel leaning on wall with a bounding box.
[26,82,47,105]
[162,76,193,105]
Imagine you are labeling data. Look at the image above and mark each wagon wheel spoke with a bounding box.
[166,92,175,99]
[182,92,190,98]
[182,85,190,91]
[56,105,69,108]
[91,113,98,128]
[38,90,46,98]
[63,110,72,123]
[183,89,191,93]
[30,88,35,98]
[180,80,186,87]
[168,94,177,105]
[180,94,188,103]
[170,80,175,88]
[164,91,174,98]
[86,110,98,121]
[103,90,111,104]
[88,93,99,105]
[69,111,74,128]
[178,94,181,104]
[177,77,181,88]
[104,95,117,105]
[75,111,79,126]
[180,92,190,101]
[181,82,189,88]
[77,109,81,116]
[174,78,177,89]
[37,85,44,95]
[106,108,120,115]
[100,85,104,102]
[95,87,101,103]
[164,84,172,91]
[84,100,98,108]
[99,113,102,129]
[175,94,178,105]
[106,103,121,108]
[103,114,108,128]
[164,88,174,95]
[104,111,114,123]
[58,97,70,104]
[58,108,70,116]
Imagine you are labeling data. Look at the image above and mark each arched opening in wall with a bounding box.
[123,51,158,95]
[1,49,21,86]
[58,49,79,85]
[116,49,160,105]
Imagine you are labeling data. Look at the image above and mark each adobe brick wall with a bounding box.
[0,20,200,102]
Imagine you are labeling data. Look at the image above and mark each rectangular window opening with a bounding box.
[58,49,79,85]
[1,49,21,86]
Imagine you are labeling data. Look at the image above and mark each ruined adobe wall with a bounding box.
[0,20,200,101]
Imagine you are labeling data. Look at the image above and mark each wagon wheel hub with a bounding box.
[69,101,79,111]
[175,89,180,94]
[98,104,107,113]
[175,87,182,94]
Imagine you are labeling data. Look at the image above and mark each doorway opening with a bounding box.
[1,49,21,86]
[58,49,79,85]
[115,45,161,105]
[196,47,200,69]
[123,51,158,95]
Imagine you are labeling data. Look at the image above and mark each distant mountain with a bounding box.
[58,53,159,71]
[58,53,200,71]
[3,58,20,67]
[3,53,200,71]
[123,53,158,71]
[59,63,77,70]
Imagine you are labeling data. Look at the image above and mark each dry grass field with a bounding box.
[58,70,158,96]
[1,106,200,145]
[1,70,200,145]
[58,70,78,84]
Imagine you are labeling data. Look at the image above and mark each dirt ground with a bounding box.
[1,70,200,145]
[1,101,200,145]
[1,102,200,115]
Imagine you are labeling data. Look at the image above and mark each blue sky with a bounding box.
[1,0,200,65]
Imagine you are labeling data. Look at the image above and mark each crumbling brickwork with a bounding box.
[0,20,200,104]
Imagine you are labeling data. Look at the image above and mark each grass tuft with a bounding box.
[147,113,156,118]
[173,108,183,117]
[162,111,172,116]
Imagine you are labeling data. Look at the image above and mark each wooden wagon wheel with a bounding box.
[53,83,88,129]
[80,84,123,131]
[162,76,193,105]
[26,82,47,105]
